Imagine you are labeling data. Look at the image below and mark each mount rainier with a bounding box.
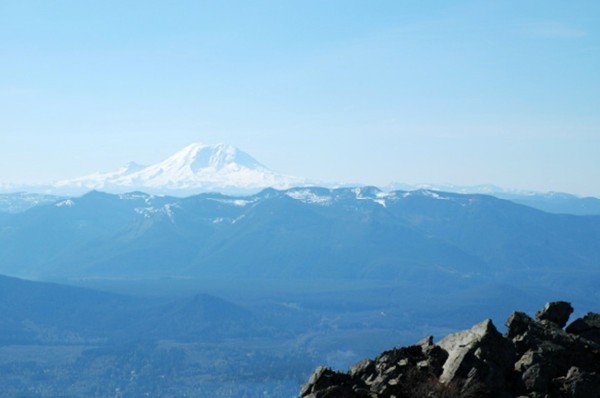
[53,143,307,195]
[3,143,599,216]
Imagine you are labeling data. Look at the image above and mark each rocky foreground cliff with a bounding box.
[300,302,600,398]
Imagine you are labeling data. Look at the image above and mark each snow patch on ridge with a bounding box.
[421,190,451,200]
[286,189,332,205]
[351,187,389,207]
[118,192,154,201]
[373,199,387,207]
[56,199,75,208]
[207,198,256,207]
[134,203,179,222]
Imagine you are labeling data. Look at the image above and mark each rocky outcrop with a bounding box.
[535,301,573,328]
[300,301,600,398]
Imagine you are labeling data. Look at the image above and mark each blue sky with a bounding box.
[1,1,599,195]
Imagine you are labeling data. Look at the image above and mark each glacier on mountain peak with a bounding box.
[51,142,307,195]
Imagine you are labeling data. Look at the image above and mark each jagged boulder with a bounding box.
[300,366,358,398]
[506,304,600,397]
[300,302,600,398]
[535,301,574,328]
[437,319,514,396]
[566,312,600,345]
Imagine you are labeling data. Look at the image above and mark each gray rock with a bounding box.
[438,319,496,383]
[300,366,356,397]
[521,363,552,393]
[566,312,600,344]
[506,311,534,339]
[514,350,541,373]
[348,358,374,379]
[437,319,513,394]
[554,366,600,398]
[535,301,573,328]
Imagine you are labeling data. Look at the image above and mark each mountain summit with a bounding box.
[172,143,266,171]
[54,143,306,195]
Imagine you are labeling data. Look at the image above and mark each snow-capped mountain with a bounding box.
[54,143,306,195]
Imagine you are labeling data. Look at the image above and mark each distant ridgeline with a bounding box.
[0,187,599,291]
[0,192,64,213]
[3,186,600,216]
[300,301,600,398]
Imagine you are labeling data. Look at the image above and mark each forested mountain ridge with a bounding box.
[0,187,599,287]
